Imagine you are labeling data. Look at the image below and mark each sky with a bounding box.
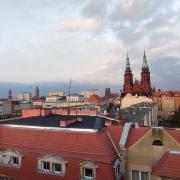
[0,0,180,91]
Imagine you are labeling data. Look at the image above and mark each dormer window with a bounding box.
[37,155,67,176]
[0,150,23,168]
[80,161,98,180]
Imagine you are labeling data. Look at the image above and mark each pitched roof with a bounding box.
[152,151,180,178]
[0,126,117,163]
[125,127,150,148]
[108,125,149,149]
[166,129,180,144]
[107,125,124,150]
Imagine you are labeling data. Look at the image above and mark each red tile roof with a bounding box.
[88,95,102,104]
[0,126,117,163]
[108,125,150,149]
[0,125,121,180]
[125,127,150,148]
[166,129,180,144]
[152,151,180,178]
[107,125,124,150]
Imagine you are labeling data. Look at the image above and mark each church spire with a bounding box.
[142,49,149,70]
[126,49,131,70]
[35,85,40,99]
[8,89,12,99]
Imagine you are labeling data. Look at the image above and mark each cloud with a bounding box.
[0,0,179,91]
[56,18,106,33]
[151,56,180,89]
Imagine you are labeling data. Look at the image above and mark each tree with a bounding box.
[169,109,180,128]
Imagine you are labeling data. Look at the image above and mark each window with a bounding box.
[84,168,93,178]
[42,161,50,171]
[12,156,19,166]
[53,163,62,173]
[132,170,148,180]
[141,172,148,180]
[152,139,163,146]
[37,155,67,176]
[0,150,22,168]
[132,170,139,180]
[80,161,98,180]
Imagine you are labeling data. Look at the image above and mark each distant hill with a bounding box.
[0,81,121,98]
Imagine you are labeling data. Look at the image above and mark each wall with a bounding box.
[22,109,51,118]
[125,129,180,180]
[60,108,97,116]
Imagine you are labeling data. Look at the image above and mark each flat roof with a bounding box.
[0,115,106,130]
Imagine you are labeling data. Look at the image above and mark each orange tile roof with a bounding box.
[88,94,102,104]
[107,125,124,150]
[125,127,150,148]
[108,125,150,149]
[166,129,180,144]
[152,151,180,178]
[0,126,117,163]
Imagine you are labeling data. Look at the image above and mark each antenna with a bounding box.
[68,80,72,116]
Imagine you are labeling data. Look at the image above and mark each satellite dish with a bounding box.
[2,155,11,164]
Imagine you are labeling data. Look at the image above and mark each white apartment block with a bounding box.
[17,92,32,101]
[81,90,99,99]
[67,94,84,102]
[48,91,64,97]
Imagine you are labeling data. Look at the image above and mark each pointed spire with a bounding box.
[142,49,149,69]
[35,85,40,98]
[126,49,131,70]
[8,89,12,99]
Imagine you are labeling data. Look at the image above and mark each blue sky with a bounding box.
[0,0,180,90]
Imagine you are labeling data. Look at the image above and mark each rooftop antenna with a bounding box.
[68,80,72,116]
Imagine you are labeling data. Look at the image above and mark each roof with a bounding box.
[121,94,153,109]
[125,127,150,148]
[152,151,180,178]
[107,125,124,150]
[0,126,117,163]
[108,125,149,149]
[0,115,106,130]
[166,129,180,144]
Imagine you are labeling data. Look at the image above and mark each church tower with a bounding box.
[123,52,133,94]
[8,89,12,99]
[35,86,40,99]
[141,50,152,95]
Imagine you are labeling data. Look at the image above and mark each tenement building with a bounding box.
[123,50,152,96]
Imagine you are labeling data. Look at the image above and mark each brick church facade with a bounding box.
[123,50,152,96]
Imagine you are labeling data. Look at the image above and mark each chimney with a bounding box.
[60,117,82,127]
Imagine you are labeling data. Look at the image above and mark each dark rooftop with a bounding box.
[0,115,106,130]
